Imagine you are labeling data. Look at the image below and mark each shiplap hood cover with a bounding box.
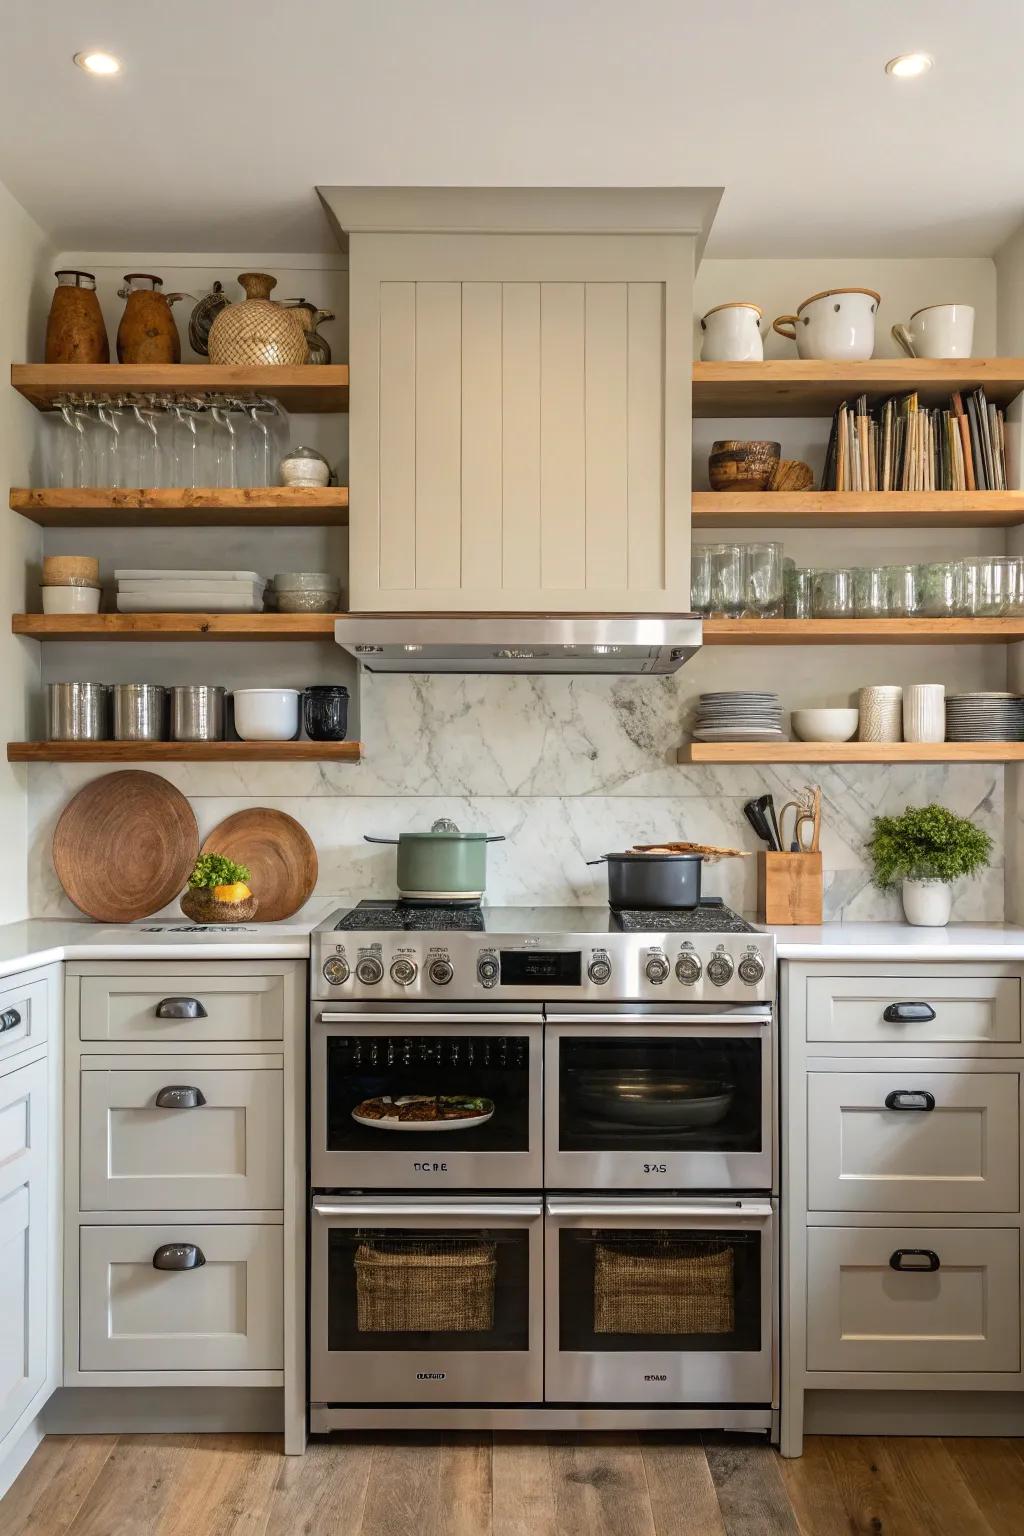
[323,187,718,673]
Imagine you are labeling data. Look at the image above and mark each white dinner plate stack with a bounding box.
[945,692,1024,742]
[115,569,266,614]
[692,691,785,742]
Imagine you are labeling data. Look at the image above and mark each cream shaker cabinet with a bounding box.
[330,188,717,613]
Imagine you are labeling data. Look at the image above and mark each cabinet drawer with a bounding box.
[0,1056,46,1199]
[80,971,285,1043]
[807,1225,1020,1374]
[807,974,1020,1046]
[808,1071,1020,1213]
[0,978,48,1066]
[80,1066,283,1211]
[79,1223,282,1372]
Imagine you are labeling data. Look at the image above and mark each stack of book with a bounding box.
[822,389,1007,491]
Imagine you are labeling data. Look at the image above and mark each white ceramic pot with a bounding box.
[232,687,300,741]
[903,683,946,743]
[858,685,903,742]
[773,287,880,361]
[700,302,764,362]
[42,585,101,614]
[901,877,953,927]
[892,303,974,360]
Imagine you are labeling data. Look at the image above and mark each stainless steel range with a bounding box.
[308,900,777,1435]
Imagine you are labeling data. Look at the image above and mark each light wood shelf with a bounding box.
[692,358,1024,417]
[679,741,1024,765]
[701,617,1024,645]
[11,363,349,413]
[692,490,1024,529]
[7,740,360,763]
[12,613,340,641]
[10,486,348,528]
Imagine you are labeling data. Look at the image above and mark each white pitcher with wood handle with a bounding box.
[773,287,880,360]
[892,303,974,359]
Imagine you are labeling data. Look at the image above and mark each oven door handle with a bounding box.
[545,1199,774,1220]
[313,1199,543,1219]
[543,1012,771,1026]
[315,1012,542,1026]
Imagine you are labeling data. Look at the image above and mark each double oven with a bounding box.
[310,971,777,1431]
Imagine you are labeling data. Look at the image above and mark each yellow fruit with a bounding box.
[212,882,251,903]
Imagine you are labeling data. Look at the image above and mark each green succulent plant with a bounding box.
[187,853,251,890]
[867,804,992,889]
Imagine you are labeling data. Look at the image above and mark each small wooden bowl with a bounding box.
[180,888,259,923]
[709,439,781,492]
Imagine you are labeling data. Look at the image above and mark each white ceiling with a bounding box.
[2,0,1023,259]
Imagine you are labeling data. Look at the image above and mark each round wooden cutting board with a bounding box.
[52,770,199,923]
[201,808,318,922]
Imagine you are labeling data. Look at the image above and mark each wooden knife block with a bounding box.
[757,852,822,925]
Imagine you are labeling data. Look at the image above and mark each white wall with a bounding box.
[0,180,51,921]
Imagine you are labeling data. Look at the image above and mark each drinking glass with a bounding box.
[170,399,201,488]
[975,556,1024,616]
[785,567,814,618]
[125,401,162,487]
[91,398,127,487]
[957,557,981,615]
[812,568,854,618]
[919,561,962,617]
[708,543,744,616]
[208,400,239,488]
[743,542,783,616]
[853,566,887,618]
[690,545,711,613]
[883,563,921,617]
[49,398,90,487]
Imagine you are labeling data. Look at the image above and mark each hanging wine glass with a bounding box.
[93,397,125,487]
[171,398,200,489]
[210,397,238,489]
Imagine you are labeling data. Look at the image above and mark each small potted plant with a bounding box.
[866,804,992,927]
[181,853,257,923]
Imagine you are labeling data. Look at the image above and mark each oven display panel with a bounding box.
[500,950,582,986]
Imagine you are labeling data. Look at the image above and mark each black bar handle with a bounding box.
[884,1089,936,1112]
[883,1001,936,1023]
[889,1249,940,1273]
[155,996,208,1020]
[154,1085,207,1109]
[0,1008,21,1033]
[152,1243,206,1271]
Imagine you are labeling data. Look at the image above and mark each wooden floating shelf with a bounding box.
[692,358,1024,417]
[7,740,360,763]
[693,490,1024,529]
[10,486,348,528]
[12,613,340,641]
[679,741,1024,765]
[701,618,1024,645]
[11,363,349,413]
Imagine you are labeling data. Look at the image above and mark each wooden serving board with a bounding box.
[201,808,318,922]
[52,770,199,923]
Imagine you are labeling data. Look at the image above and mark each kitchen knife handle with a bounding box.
[884,1089,936,1112]
[152,1243,206,1271]
[883,1001,936,1023]
[155,1085,207,1109]
[155,996,208,1020]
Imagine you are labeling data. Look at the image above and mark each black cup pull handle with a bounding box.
[152,1243,206,1271]
[155,996,208,1020]
[889,1249,940,1273]
[154,1085,207,1109]
[883,1001,936,1023]
[884,1089,936,1112]
[0,1008,22,1033]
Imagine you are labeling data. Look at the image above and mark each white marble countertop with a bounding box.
[769,921,1024,961]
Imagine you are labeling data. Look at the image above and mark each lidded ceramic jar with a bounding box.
[116,273,182,363]
[207,272,308,366]
[45,270,110,364]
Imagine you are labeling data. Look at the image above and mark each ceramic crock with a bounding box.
[892,303,975,359]
[45,270,110,364]
[699,302,765,362]
[773,287,880,360]
[116,274,182,364]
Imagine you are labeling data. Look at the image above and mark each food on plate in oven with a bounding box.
[353,1093,494,1123]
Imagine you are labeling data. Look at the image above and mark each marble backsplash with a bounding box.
[27,671,1005,921]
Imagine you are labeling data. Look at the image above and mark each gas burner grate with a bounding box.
[612,905,755,934]
[333,901,486,933]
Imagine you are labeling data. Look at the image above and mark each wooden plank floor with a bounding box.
[2,1432,1023,1536]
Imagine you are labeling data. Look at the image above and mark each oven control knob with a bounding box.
[477,956,499,987]
[738,953,766,986]
[588,958,612,985]
[428,958,454,986]
[675,952,702,985]
[706,953,735,987]
[389,958,418,987]
[322,956,350,987]
[355,956,384,986]
[644,955,670,985]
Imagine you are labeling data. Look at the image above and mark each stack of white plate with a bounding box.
[115,569,266,614]
[692,691,785,742]
[946,692,1024,742]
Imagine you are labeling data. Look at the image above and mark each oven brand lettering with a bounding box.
[413,1161,449,1173]
[644,1374,668,1381]
[417,1371,446,1380]
[643,1163,668,1175]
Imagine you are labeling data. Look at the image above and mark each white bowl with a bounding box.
[232,688,300,741]
[41,585,101,615]
[791,707,859,743]
[272,571,337,591]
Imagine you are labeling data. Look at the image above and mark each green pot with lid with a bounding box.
[364,818,505,901]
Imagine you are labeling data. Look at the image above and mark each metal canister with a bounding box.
[170,685,225,741]
[47,682,110,741]
[112,683,167,741]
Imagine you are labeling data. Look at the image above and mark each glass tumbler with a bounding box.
[853,566,887,618]
[975,556,1024,616]
[785,567,814,619]
[690,545,712,614]
[812,569,854,618]
[708,543,744,616]
[883,563,921,617]
[919,561,962,617]
[744,542,784,616]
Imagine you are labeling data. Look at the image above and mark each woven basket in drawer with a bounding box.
[355,1240,497,1333]
[593,1241,735,1335]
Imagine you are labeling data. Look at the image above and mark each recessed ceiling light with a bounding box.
[73,50,122,76]
[885,52,933,79]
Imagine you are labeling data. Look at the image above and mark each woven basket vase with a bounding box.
[207,272,308,367]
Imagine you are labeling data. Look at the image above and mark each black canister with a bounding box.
[303,684,350,741]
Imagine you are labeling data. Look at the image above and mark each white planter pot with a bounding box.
[700,302,764,362]
[773,287,880,361]
[901,878,953,927]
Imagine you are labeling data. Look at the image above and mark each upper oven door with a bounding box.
[312,1010,543,1189]
[545,1013,773,1191]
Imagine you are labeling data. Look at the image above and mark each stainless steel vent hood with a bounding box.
[334,615,702,674]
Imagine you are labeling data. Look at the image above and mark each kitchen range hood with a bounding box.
[333,615,702,674]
